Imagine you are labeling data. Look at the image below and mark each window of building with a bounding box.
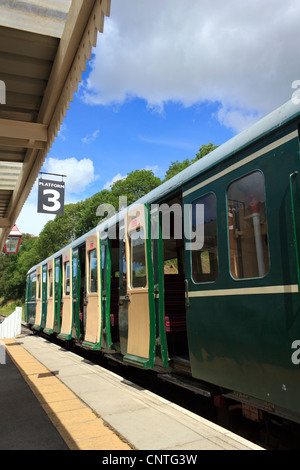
[191,193,218,283]
[227,171,269,279]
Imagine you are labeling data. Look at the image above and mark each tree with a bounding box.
[163,143,219,181]
[109,169,162,207]
[192,142,219,162]
[0,233,39,303]
[36,201,83,260]
[164,159,191,181]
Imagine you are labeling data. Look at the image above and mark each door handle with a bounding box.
[185,279,190,307]
[119,294,131,303]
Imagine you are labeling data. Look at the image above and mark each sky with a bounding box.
[17,0,300,236]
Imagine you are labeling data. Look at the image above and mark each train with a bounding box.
[26,97,300,425]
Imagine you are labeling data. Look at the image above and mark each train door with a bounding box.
[119,231,129,356]
[110,238,121,348]
[100,236,110,349]
[182,170,272,392]
[54,256,62,333]
[41,264,47,328]
[151,195,188,367]
[83,233,102,349]
[59,248,73,340]
[124,204,155,369]
[72,245,86,341]
[71,247,80,340]
[101,235,121,351]
[33,266,42,330]
[44,258,55,334]
[26,271,37,325]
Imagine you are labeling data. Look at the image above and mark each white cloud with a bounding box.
[82,0,300,132]
[43,157,99,195]
[81,129,100,144]
[216,106,261,134]
[103,173,126,190]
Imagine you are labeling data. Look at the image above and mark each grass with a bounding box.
[0,300,25,320]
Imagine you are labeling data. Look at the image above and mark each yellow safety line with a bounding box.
[2,339,132,451]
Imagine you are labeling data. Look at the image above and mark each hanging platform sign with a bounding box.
[38,177,65,215]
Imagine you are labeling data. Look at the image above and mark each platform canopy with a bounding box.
[0,0,111,251]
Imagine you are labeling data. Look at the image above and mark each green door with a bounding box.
[123,203,156,369]
[100,236,111,350]
[54,257,62,333]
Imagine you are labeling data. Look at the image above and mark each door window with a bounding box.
[130,228,147,288]
[227,171,269,279]
[191,193,218,283]
[64,261,70,295]
[89,250,98,293]
[48,268,53,298]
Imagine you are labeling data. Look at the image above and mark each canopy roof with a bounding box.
[0,0,111,250]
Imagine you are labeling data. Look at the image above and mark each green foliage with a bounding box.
[0,144,217,304]
[163,143,219,181]
[0,233,39,304]
[109,169,162,206]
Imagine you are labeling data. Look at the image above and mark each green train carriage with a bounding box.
[26,98,300,423]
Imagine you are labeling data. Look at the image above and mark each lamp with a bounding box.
[4,225,22,254]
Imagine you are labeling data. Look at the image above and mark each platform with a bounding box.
[1,333,264,451]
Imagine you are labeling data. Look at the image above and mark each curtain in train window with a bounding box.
[191,193,218,283]
[130,227,147,288]
[89,250,98,293]
[227,171,269,279]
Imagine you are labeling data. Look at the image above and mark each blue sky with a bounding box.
[17,0,300,235]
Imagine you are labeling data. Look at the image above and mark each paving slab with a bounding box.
[11,334,264,451]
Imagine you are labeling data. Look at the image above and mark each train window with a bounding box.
[48,268,53,298]
[89,249,98,293]
[130,227,147,288]
[72,257,78,298]
[227,171,269,279]
[37,274,41,299]
[42,269,47,301]
[64,261,70,295]
[191,193,218,283]
[55,264,60,299]
[31,272,36,300]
